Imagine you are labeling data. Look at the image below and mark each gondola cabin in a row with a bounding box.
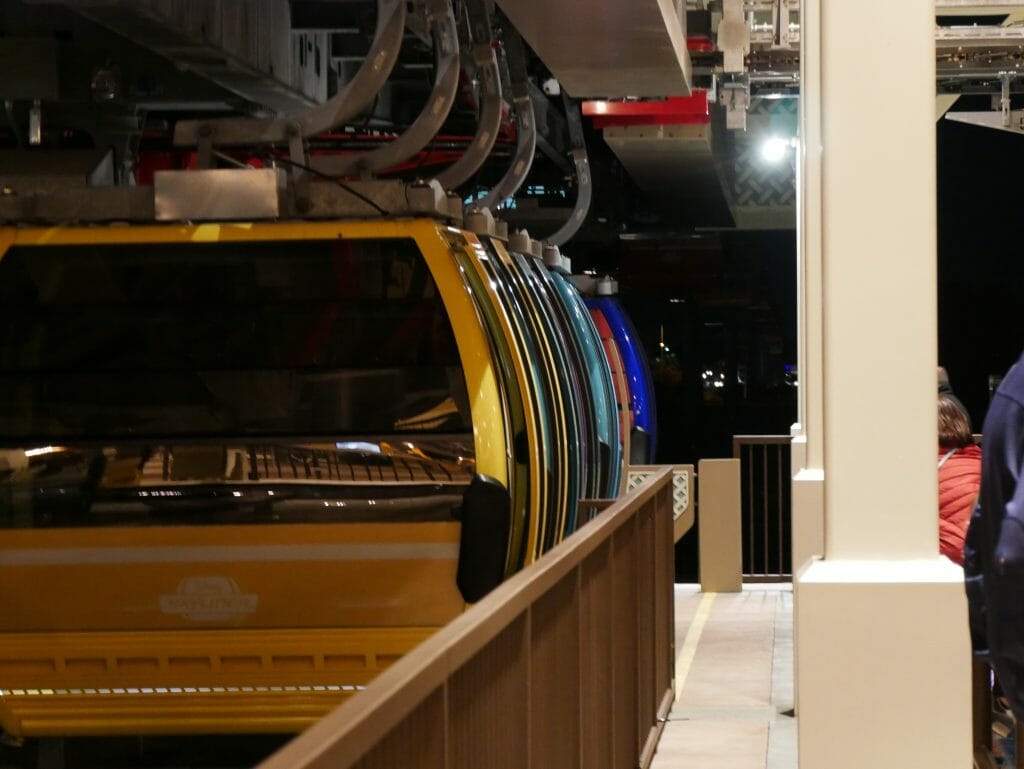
[0,219,622,738]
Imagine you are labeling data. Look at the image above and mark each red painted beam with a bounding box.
[581,91,710,128]
[687,35,715,53]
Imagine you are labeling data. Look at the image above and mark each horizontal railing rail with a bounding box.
[256,466,676,769]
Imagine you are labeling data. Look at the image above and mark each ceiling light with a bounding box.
[760,136,794,164]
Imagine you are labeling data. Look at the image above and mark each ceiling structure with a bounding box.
[0,0,1022,247]
[0,0,795,246]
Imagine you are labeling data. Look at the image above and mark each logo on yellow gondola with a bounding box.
[159,577,259,621]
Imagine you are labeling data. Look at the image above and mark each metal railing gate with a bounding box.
[732,435,793,582]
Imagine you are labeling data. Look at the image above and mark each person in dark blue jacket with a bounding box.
[964,351,1024,721]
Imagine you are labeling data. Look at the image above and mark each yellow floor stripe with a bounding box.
[674,591,717,701]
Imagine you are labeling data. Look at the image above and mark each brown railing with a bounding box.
[257,466,676,769]
[732,435,793,582]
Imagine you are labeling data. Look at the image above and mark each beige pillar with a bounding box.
[697,459,742,593]
[794,0,972,767]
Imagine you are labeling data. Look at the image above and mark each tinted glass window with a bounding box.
[0,238,471,440]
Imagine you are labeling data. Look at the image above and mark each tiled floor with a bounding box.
[650,585,797,769]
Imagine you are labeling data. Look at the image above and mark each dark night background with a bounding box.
[937,115,1024,430]
[616,230,798,466]
[566,115,1024,580]
[569,115,1024,472]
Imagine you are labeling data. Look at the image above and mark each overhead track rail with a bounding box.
[172,0,407,148]
[57,2,317,116]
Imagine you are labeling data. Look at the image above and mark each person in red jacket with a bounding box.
[938,394,981,565]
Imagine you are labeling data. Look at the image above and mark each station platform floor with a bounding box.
[651,584,796,769]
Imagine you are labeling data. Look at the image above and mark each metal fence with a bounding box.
[732,435,793,582]
[256,466,676,769]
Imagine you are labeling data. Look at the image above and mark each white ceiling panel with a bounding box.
[495,0,692,98]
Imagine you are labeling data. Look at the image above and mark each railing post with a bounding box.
[697,459,742,592]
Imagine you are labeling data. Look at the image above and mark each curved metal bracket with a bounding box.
[434,0,502,190]
[172,0,407,148]
[433,47,500,188]
[547,149,591,247]
[547,97,592,246]
[433,45,500,189]
[311,0,460,177]
[478,26,535,210]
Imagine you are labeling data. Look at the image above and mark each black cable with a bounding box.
[262,153,391,216]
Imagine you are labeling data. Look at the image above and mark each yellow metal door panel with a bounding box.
[0,523,465,631]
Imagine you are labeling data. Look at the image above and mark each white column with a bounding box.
[820,3,936,561]
[794,0,971,767]
[789,0,824,574]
